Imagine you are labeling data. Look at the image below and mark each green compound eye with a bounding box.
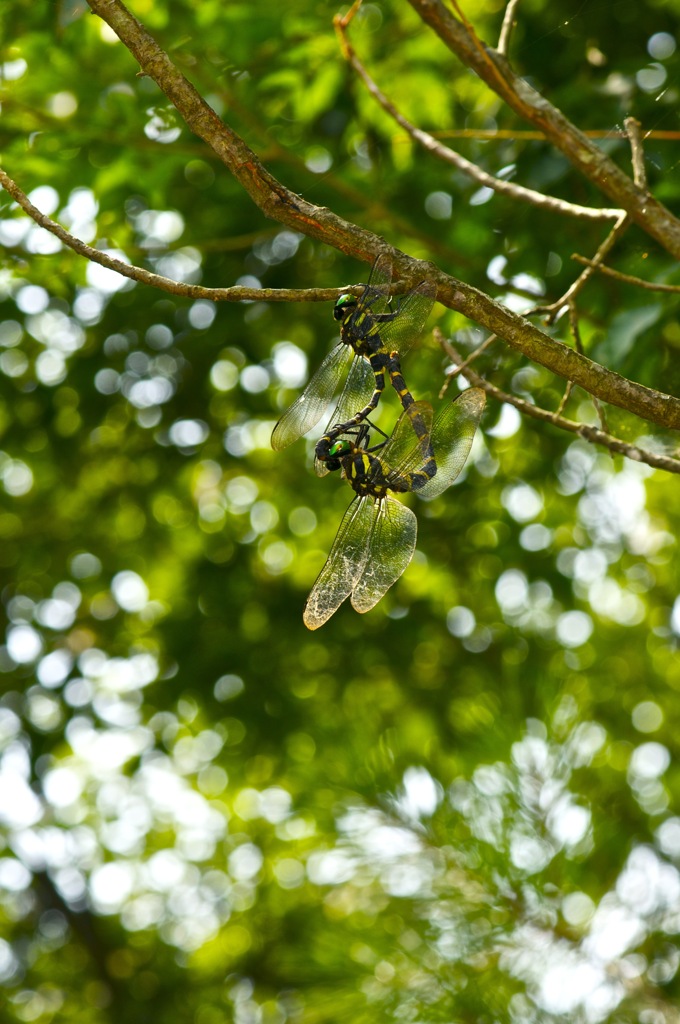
[333,293,357,321]
[328,440,353,458]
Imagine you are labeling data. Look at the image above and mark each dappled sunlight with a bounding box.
[0,568,325,955]
[297,720,680,1020]
[271,341,308,390]
[1,1,680,1018]
[0,670,267,952]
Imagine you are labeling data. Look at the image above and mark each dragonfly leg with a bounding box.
[314,359,386,462]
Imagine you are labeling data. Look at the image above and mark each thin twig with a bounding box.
[571,255,680,293]
[335,0,363,29]
[536,121,650,322]
[533,212,630,323]
[334,8,622,222]
[403,128,680,142]
[439,334,497,397]
[624,116,647,189]
[497,0,520,56]
[436,331,680,475]
[0,168,360,304]
[554,381,574,418]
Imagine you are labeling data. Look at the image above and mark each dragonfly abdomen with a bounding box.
[385,462,436,493]
[386,355,433,460]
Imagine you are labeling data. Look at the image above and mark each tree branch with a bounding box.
[434,270,680,429]
[8,154,679,435]
[438,332,680,475]
[0,168,359,304]
[405,0,680,260]
[334,8,622,222]
[571,256,680,293]
[14,0,665,432]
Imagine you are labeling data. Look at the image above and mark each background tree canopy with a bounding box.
[1,0,680,1020]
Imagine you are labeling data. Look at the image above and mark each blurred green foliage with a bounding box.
[1,0,680,1021]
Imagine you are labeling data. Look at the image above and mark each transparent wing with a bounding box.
[370,400,434,485]
[271,343,354,451]
[303,496,373,630]
[345,253,393,328]
[375,273,436,359]
[418,388,486,500]
[351,497,417,613]
[314,354,375,477]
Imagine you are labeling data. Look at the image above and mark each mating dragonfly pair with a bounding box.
[271,254,485,629]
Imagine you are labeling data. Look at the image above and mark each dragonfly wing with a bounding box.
[418,388,486,500]
[271,343,353,451]
[374,401,434,484]
[378,272,436,359]
[356,252,393,316]
[303,496,373,629]
[368,252,393,292]
[314,354,375,476]
[351,497,417,613]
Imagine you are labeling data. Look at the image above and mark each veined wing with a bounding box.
[271,343,354,451]
[418,388,486,500]
[375,273,436,359]
[351,497,417,613]
[303,496,373,630]
[314,354,375,477]
[345,253,393,331]
[370,400,434,488]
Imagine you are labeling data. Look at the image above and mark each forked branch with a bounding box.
[405,0,680,259]
[3,0,664,435]
[334,7,622,222]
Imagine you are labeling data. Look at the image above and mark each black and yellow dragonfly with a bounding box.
[303,388,486,630]
[271,253,436,460]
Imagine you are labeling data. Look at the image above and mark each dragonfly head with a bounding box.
[333,293,358,323]
[324,438,354,472]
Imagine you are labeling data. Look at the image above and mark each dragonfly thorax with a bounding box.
[345,451,391,498]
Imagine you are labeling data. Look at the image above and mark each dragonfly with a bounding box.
[271,253,436,462]
[303,388,486,630]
